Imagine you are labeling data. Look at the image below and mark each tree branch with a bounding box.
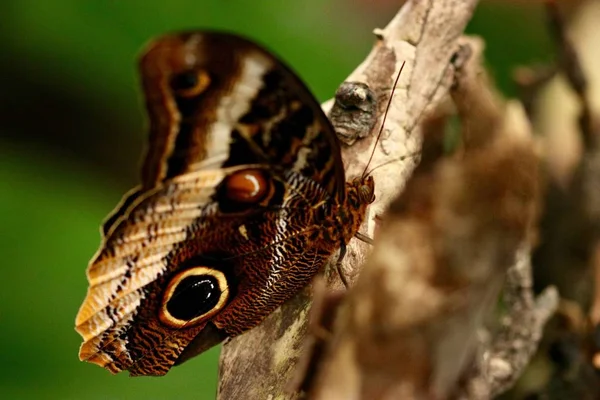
[458,248,558,399]
[217,1,480,398]
[306,36,546,399]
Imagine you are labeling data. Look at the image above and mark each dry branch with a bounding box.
[516,0,600,397]
[306,37,548,399]
[218,1,480,398]
[458,249,558,399]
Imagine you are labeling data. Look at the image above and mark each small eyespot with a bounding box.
[170,69,211,98]
[222,169,270,204]
[159,267,229,328]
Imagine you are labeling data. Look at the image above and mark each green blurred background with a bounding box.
[0,1,552,399]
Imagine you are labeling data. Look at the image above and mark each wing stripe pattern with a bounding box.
[75,31,356,376]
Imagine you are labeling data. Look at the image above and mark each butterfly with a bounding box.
[75,31,375,376]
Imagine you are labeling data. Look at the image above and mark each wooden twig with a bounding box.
[545,0,596,149]
[306,36,545,399]
[450,40,559,398]
[547,0,600,389]
[513,65,556,121]
[531,0,600,331]
[217,1,480,398]
[505,0,600,397]
[458,248,558,399]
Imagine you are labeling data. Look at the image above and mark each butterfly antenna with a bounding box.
[361,60,406,178]
[364,150,421,177]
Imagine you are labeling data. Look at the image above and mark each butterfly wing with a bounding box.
[75,32,345,376]
[137,31,345,193]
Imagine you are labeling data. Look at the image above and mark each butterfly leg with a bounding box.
[335,243,350,289]
[354,232,374,245]
[336,234,374,287]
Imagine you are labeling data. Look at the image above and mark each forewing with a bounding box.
[137,32,344,194]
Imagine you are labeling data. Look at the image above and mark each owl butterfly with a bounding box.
[75,31,375,377]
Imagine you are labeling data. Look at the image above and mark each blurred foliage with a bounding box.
[0,1,552,399]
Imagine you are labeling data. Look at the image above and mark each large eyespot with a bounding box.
[222,169,270,204]
[170,69,211,98]
[159,267,229,328]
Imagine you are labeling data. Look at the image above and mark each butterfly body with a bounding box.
[75,31,374,376]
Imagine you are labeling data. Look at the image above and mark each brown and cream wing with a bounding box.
[76,31,348,376]
[75,166,332,375]
[137,31,345,196]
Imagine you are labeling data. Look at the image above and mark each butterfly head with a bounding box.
[357,175,376,205]
[346,175,375,208]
